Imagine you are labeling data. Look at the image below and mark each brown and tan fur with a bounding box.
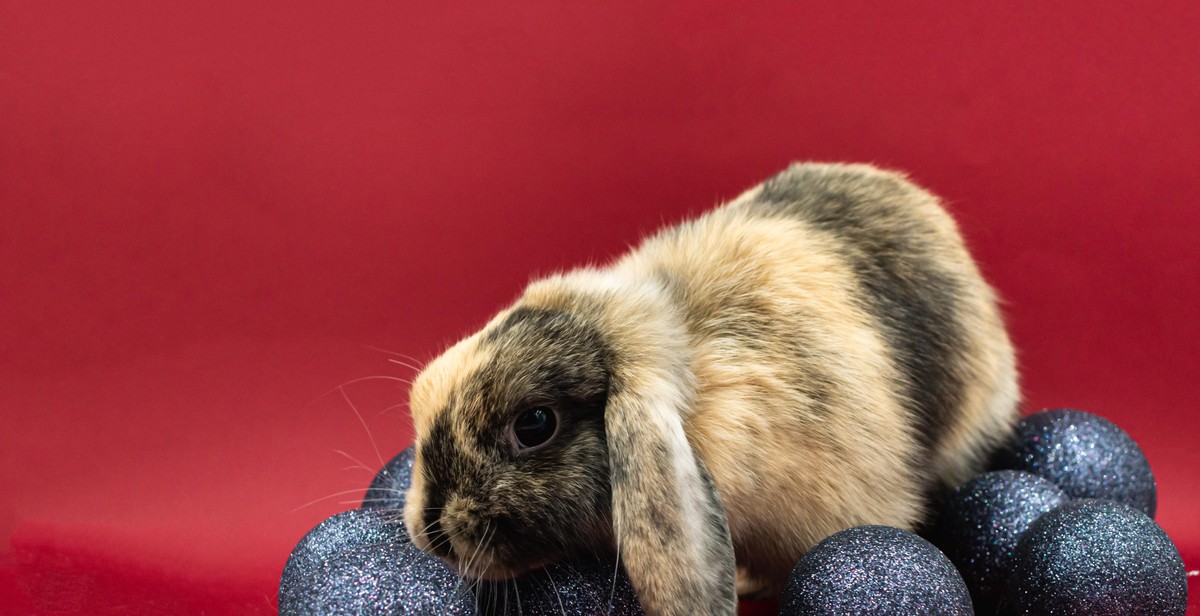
[403,163,1018,616]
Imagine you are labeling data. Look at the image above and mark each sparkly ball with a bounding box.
[992,408,1157,517]
[474,558,643,616]
[279,508,476,615]
[363,445,416,510]
[1003,499,1186,615]
[931,471,1068,613]
[781,525,974,616]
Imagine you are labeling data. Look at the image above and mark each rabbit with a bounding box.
[401,162,1019,616]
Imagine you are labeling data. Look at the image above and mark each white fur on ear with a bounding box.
[606,361,738,616]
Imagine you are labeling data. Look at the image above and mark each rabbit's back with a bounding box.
[615,163,1018,590]
[745,163,1018,485]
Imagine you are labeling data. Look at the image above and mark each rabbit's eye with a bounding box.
[511,407,558,451]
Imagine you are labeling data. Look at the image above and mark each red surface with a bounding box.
[2,1,1198,613]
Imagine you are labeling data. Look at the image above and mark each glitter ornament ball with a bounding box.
[474,559,644,616]
[931,471,1069,613]
[363,445,416,510]
[1003,499,1186,616]
[279,508,476,615]
[781,525,974,616]
[992,408,1157,516]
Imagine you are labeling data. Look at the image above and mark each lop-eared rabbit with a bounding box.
[402,163,1018,615]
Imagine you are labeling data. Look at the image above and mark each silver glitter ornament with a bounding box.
[1003,499,1186,616]
[280,508,477,615]
[475,559,644,615]
[992,408,1157,517]
[781,525,974,616]
[363,445,416,510]
[932,471,1068,613]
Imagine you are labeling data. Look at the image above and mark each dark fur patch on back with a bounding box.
[753,166,969,451]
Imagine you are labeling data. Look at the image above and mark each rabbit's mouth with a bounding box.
[406,498,559,581]
[447,548,547,581]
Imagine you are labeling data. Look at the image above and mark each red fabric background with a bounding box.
[2,2,1197,614]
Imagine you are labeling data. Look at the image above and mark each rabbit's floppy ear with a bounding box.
[606,365,737,616]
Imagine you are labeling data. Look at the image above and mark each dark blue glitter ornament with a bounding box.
[475,558,644,615]
[279,508,477,615]
[992,408,1157,517]
[363,445,416,510]
[781,525,974,616]
[1003,499,1186,616]
[931,471,1068,613]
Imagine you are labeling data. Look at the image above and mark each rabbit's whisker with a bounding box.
[338,386,385,468]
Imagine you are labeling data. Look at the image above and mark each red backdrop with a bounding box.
[2,2,1197,614]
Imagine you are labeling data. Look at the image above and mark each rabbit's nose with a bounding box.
[442,494,486,537]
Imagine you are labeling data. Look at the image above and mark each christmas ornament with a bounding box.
[1004,499,1186,616]
[931,470,1068,613]
[781,525,973,615]
[992,408,1156,516]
